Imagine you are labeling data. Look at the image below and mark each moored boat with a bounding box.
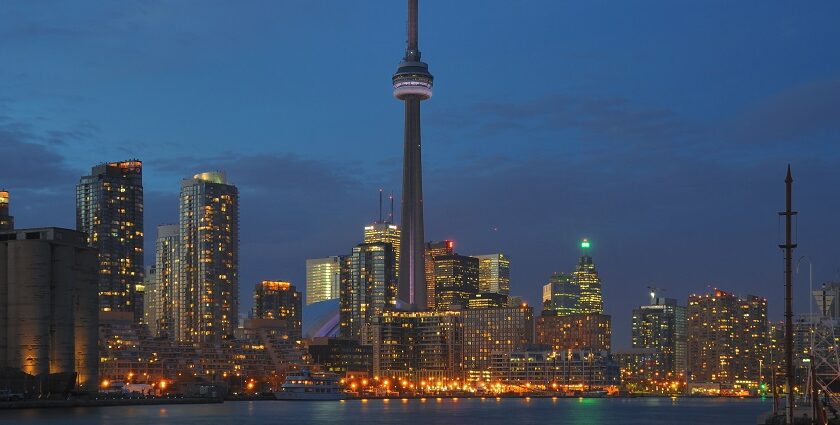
[274,369,345,401]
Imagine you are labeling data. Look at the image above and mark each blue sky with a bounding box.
[2,0,840,348]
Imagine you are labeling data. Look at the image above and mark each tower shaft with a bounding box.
[400,98,426,308]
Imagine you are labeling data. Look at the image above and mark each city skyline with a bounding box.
[3,1,840,349]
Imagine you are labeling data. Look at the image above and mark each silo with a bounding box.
[0,241,8,368]
[74,246,99,391]
[8,239,52,376]
[50,243,76,374]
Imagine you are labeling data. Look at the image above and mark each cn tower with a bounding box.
[393,0,433,310]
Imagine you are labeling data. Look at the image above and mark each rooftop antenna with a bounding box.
[378,188,383,223]
[389,193,395,224]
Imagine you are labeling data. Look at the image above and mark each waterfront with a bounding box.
[0,397,770,425]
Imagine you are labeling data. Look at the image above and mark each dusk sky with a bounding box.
[2,1,839,348]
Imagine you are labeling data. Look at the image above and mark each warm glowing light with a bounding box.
[101,380,110,388]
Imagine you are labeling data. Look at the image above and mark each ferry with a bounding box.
[274,369,346,400]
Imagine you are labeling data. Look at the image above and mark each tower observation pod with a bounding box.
[392,0,433,100]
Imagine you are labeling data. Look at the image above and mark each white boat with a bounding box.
[274,369,346,401]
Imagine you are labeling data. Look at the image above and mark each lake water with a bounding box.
[0,397,771,425]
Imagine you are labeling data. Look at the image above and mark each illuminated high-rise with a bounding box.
[372,310,463,382]
[305,256,344,305]
[142,265,158,333]
[433,253,479,311]
[425,240,454,311]
[542,272,580,315]
[394,0,434,310]
[686,289,768,386]
[252,280,302,340]
[0,190,13,231]
[154,224,179,339]
[76,160,144,320]
[462,306,534,381]
[340,242,397,340]
[364,222,400,279]
[472,253,510,295]
[177,172,239,345]
[572,239,603,314]
[631,296,687,376]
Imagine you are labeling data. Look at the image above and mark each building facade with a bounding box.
[425,240,454,311]
[0,190,13,231]
[535,313,611,352]
[153,224,179,339]
[252,280,302,341]
[572,239,602,314]
[340,243,397,341]
[363,222,400,280]
[305,256,344,305]
[631,297,687,377]
[372,311,463,382]
[308,337,373,376]
[76,160,144,320]
[177,172,239,345]
[686,289,768,387]
[489,348,619,389]
[0,228,99,390]
[542,272,580,315]
[433,253,479,311]
[462,306,534,381]
[142,265,158,334]
[472,253,510,295]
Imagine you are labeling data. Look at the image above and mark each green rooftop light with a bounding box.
[581,240,590,249]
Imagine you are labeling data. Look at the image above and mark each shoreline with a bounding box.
[0,397,222,410]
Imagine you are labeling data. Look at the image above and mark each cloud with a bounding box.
[0,117,80,189]
[433,94,692,142]
[726,79,840,148]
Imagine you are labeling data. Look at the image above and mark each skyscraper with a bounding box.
[433,253,479,311]
[631,296,687,377]
[394,0,433,310]
[0,227,99,390]
[472,253,510,295]
[364,222,400,280]
[252,280,302,341]
[142,265,158,334]
[305,256,344,305]
[340,242,397,341]
[0,190,13,231]
[542,272,580,315]
[76,160,144,320]
[154,224,179,339]
[425,240,454,311]
[686,289,768,386]
[573,239,603,314]
[462,306,534,380]
[177,172,239,345]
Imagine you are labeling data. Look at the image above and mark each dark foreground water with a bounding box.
[1,397,771,425]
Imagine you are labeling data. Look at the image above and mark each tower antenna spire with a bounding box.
[406,0,419,60]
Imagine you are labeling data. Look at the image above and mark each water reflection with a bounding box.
[0,398,771,425]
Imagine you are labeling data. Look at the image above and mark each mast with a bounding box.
[778,165,796,425]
